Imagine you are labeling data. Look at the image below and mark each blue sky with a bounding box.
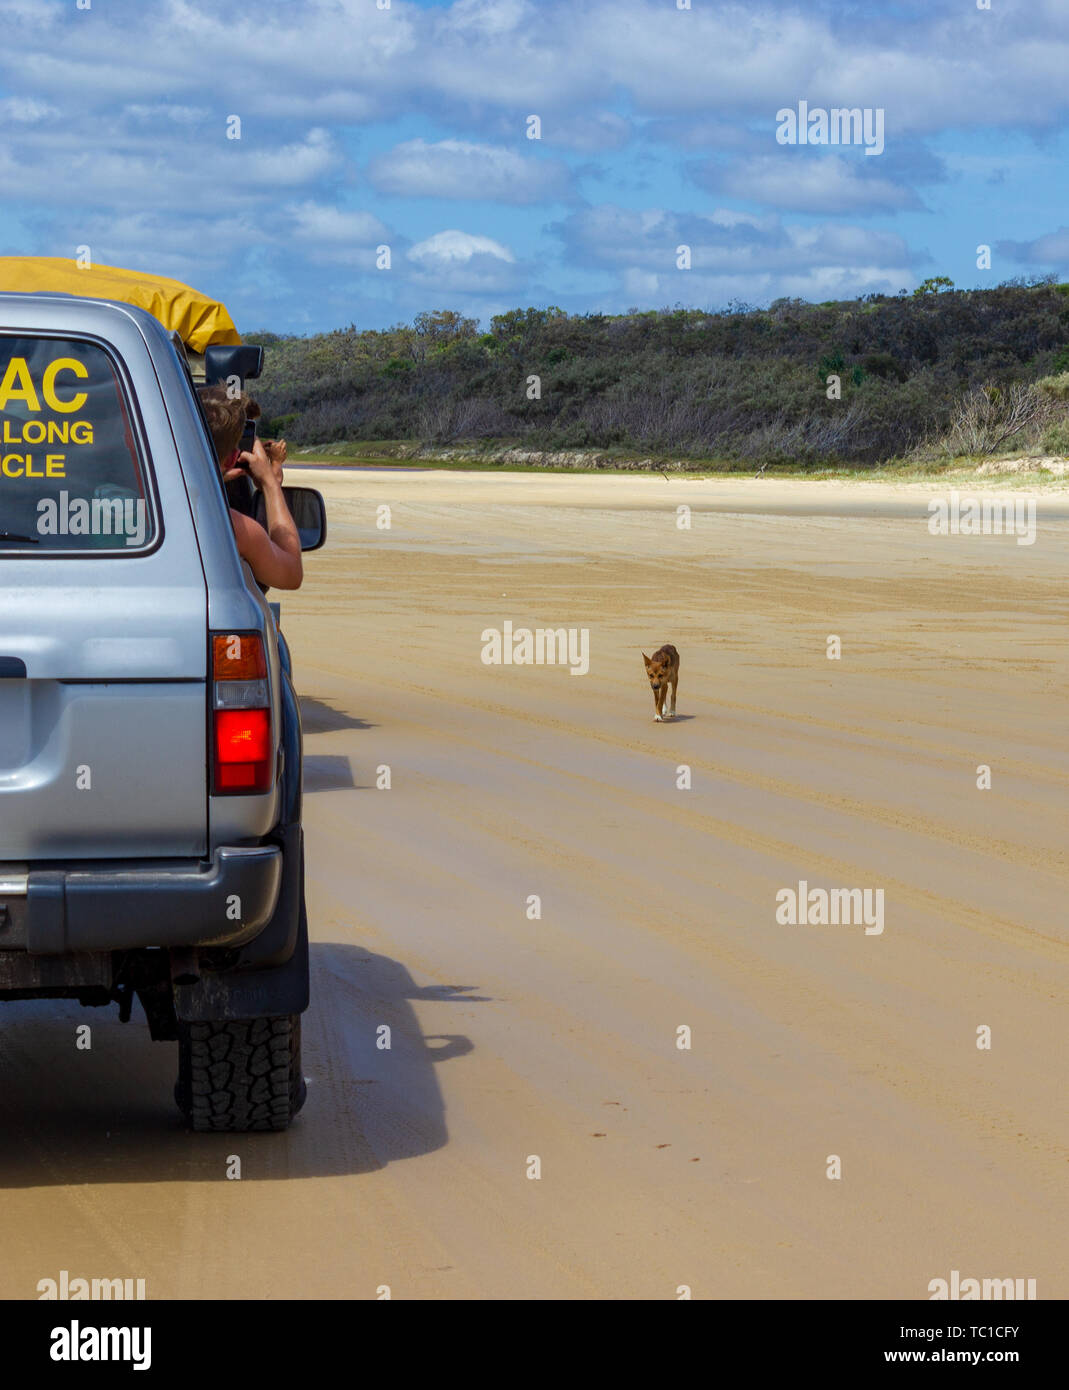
[0,0,1066,335]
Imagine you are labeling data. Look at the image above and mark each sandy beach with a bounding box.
[1,468,1066,1300]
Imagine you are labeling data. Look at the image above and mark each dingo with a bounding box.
[642,644,679,721]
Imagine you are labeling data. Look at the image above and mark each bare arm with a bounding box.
[229,439,303,591]
[230,503,303,590]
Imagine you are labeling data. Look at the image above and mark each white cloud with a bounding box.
[645,116,766,152]
[553,203,919,305]
[999,227,1069,264]
[0,96,59,123]
[272,202,394,270]
[622,263,913,309]
[621,268,661,299]
[0,127,342,214]
[0,0,1059,330]
[409,230,516,266]
[287,202,390,247]
[0,0,60,18]
[123,103,211,126]
[693,154,924,215]
[444,0,534,38]
[407,229,521,291]
[368,139,572,203]
[0,0,1063,138]
[242,128,339,186]
[34,209,274,281]
[542,112,633,153]
[14,53,193,102]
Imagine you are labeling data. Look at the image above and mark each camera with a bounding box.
[239,416,257,459]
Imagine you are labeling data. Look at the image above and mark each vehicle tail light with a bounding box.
[211,633,272,794]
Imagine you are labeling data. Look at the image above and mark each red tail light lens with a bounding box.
[214,709,271,791]
[211,633,273,795]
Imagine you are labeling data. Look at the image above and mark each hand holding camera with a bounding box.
[236,436,282,492]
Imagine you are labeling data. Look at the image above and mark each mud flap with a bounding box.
[171,908,308,1022]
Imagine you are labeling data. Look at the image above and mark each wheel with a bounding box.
[176,1015,307,1131]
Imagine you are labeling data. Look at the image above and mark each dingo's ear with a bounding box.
[641,652,650,663]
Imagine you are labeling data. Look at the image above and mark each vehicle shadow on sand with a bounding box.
[303,754,360,792]
[300,694,375,790]
[299,695,375,734]
[0,944,484,1185]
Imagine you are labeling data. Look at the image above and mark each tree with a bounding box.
[913,276,955,297]
[944,382,1057,456]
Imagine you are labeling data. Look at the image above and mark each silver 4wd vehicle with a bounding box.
[0,291,325,1131]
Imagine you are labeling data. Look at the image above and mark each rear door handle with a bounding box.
[0,657,27,678]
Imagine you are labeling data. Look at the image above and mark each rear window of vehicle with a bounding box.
[0,334,155,554]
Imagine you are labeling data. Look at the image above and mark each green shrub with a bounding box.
[817,349,844,383]
[249,284,1069,462]
[860,352,907,382]
[1040,420,1069,455]
[262,412,298,436]
[1037,371,1069,400]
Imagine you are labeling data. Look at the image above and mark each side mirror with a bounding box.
[253,486,327,552]
[204,343,264,387]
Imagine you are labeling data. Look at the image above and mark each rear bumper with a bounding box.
[7,847,282,955]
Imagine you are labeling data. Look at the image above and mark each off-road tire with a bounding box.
[176,1015,306,1131]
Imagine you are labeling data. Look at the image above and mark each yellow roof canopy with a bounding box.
[0,256,242,354]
